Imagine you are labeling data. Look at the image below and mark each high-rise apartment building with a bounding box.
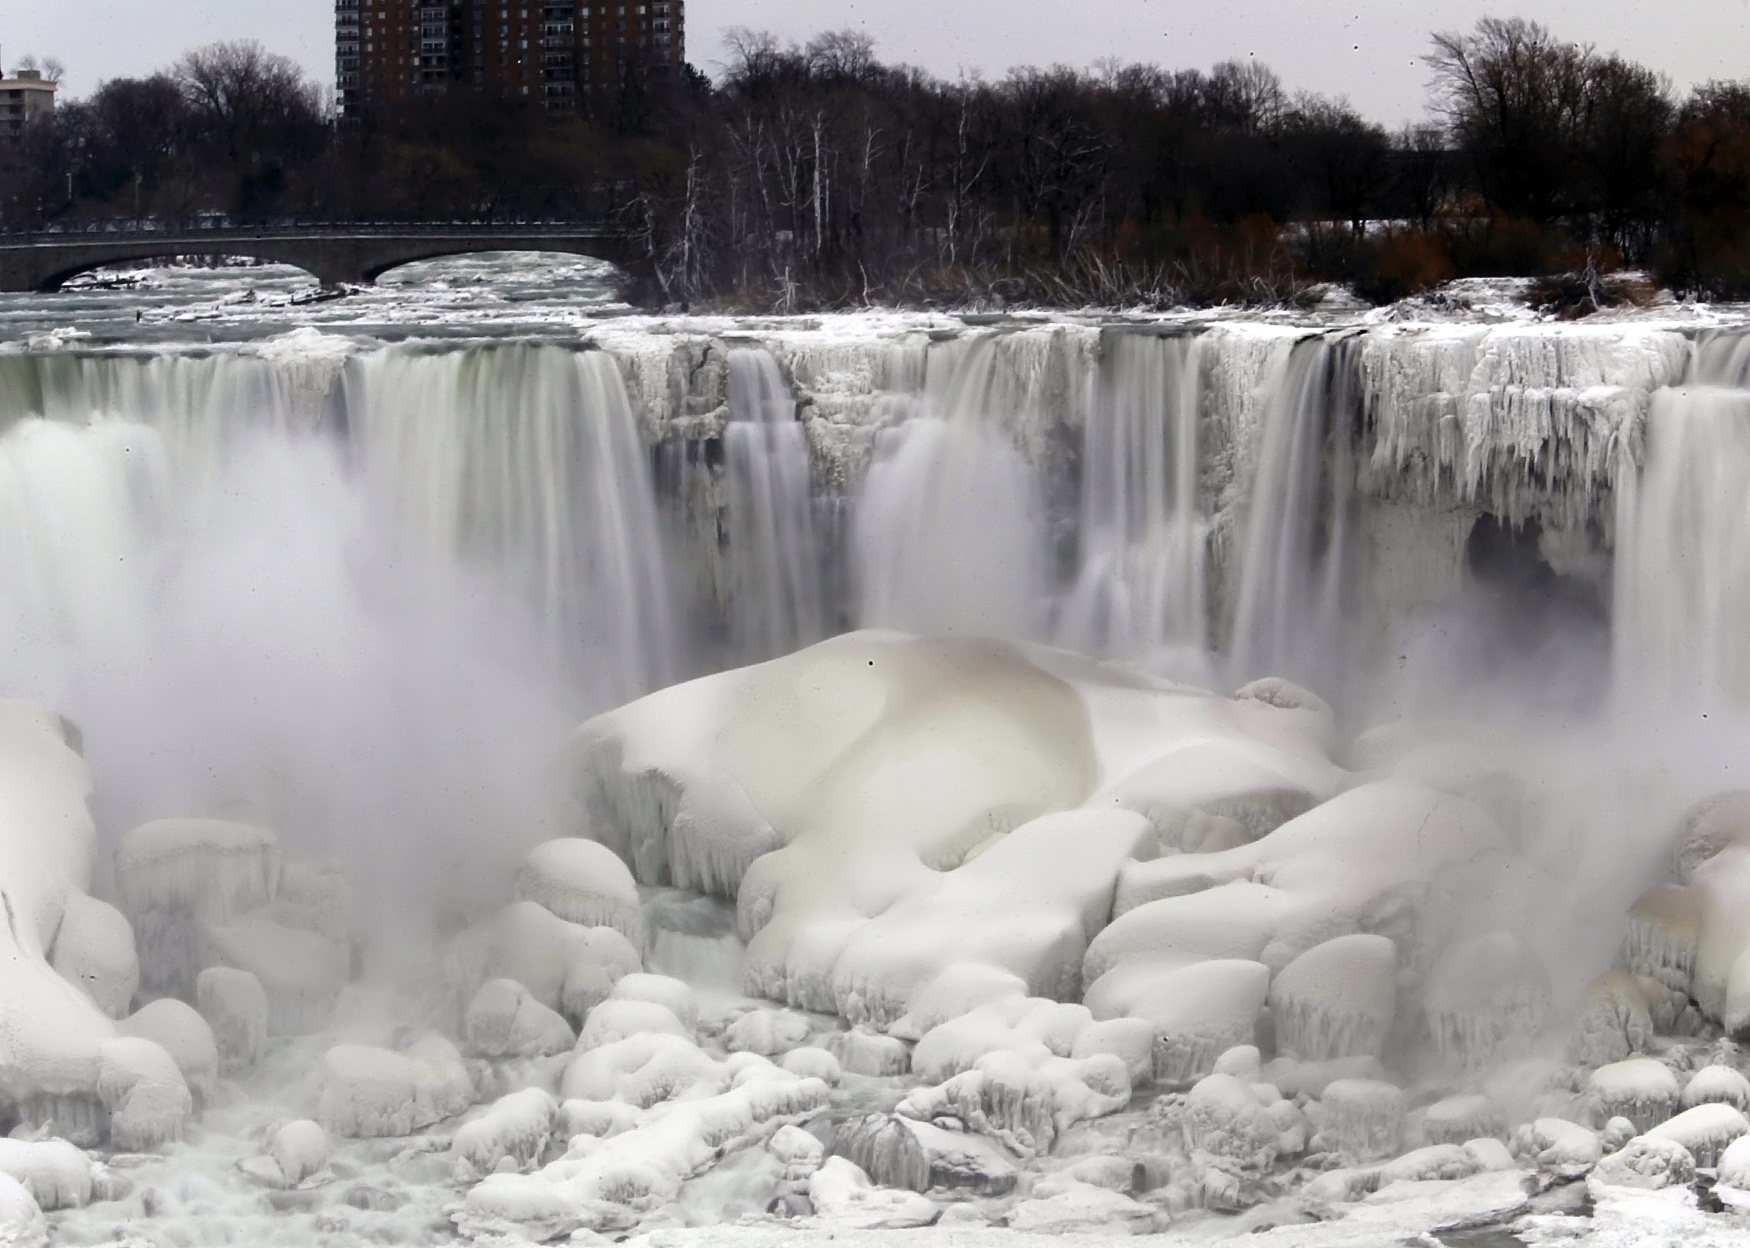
[337,1,684,117]
[0,68,56,144]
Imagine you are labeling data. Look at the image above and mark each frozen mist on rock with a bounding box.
[7,264,1750,1245]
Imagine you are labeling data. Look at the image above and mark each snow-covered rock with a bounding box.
[726,1008,811,1056]
[805,1156,937,1228]
[560,1033,724,1107]
[825,1028,910,1077]
[1316,1078,1407,1160]
[1424,931,1552,1068]
[779,1046,841,1085]
[515,837,642,944]
[0,1173,44,1248]
[1070,1016,1156,1084]
[576,997,689,1051]
[608,973,699,1031]
[1087,957,1269,1085]
[452,1088,559,1181]
[202,913,347,1035]
[1510,1118,1603,1172]
[317,1034,473,1137]
[268,1119,330,1187]
[464,978,576,1058]
[1589,1135,1696,1192]
[482,901,641,1025]
[1683,1063,1750,1112]
[114,818,280,998]
[1645,1102,1750,1167]
[834,1113,1018,1194]
[1008,1180,1158,1234]
[1181,1073,1280,1171]
[896,1049,1128,1156]
[1719,1132,1750,1190]
[0,1139,93,1210]
[1268,934,1397,1062]
[1415,1093,1504,1146]
[195,965,267,1071]
[117,998,218,1105]
[96,1036,192,1150]
[1587,1058,1681,1134]
[48,894,137,1019]
[1568,970,1655,1066]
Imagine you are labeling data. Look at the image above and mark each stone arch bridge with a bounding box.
[0,222,648,293]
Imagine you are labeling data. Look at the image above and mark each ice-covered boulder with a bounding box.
[1415,1093,1504,1146]
[911,996,1089,1084]
[805,1156,937,1228]
[608,973,699,1031]
[560,1033,725,1107]
[1086,957,1269,1085]
[1268,934,1396,1062]
[1424,931,1552,1068]
[117,999,218,1105]
[834,1113,1018,1194]
[1586,1058,1680,1133]
[515,838,642,945]
[896,1048,1129,1157]
[1181,1073,1279,1171]
[1568,970,1655,1067]
[576,998,689,1051]
[1645,1101,1750,1166]
[1510,1118,1602,1172]
[825,1028,911,1077]
[202,913,346,1036]
[1719,1132,1750,1190]
[768,1122,824,1184]
[481,901,641,1024]
[317,1034,473,1137]
[452,1088,559,1182]
[195,966,267,1071]
[1008,1181,1157,1235]
[0,1172,44,1248]
[49,894,137,1019]
[887,963,1027,1040]
[1621,827,1750,1035]
[0,703,116,1147]
[464,978,576,1059]
[269,1119,330,1187]
[726,1008,811,1056]
[1588,1135,1695,1192]
[114,818,280,998]
[96,1036,192,1150]
[779,1046,841,1084]
[1070,1017,1156,1084]
[1315,1078,1406,1160]
[1683,1063,1750,1112]
[0,1139,94,1211]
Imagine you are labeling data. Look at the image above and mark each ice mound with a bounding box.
[464,978,576,1058]
[452,1088,559,1181]
[1644,1102,1750,1166]
[1086,958,1270,1085]
[1587,1058,1680,1133]
[888,963,1028,1039]
[805,1156,937,1228]
[561,1033,724,1106]
[0,1138,95,1210]
[1314,1078,1407,1160]
[1511,1117,1603,1172]
[1589,1135,1695,1192]
[202,913,347,1034]
[1683,1063,1750,1111]
[116,999,218,1105]
[1569,970,1656,1066]
[610,973,700,1030]
[1424,931,1553,1068]
[48,894,137,1019]
[1181,1073,1283,1171]
[195,966,267,1071]
[1623,817,1750,1035]
[469,900,643,1026]
[460,1062,830,1235]
[1268,934,1397,1062]
[896,1047,1130,1157]
[0,702,116,1147]
[317,1034,473,1137]
[0,1174,44,1248]
[1008,1180,1158,1234]
[835,1113,1018,1194]
[114,818,281,998]
[824,1028,910,1075]
[515,837,642,944]
[911,996,1091,1084]
[97,1036,192,1150]
[726,1008,811,1056]
[1414,1093,1504,1146]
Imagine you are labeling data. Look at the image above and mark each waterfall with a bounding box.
[722,349,825,662]
[852,335,1051,640]
[346,342,676,707]
[1057,331,1208,667]
[1614,334,1750,707]
[1229,335,1357,685]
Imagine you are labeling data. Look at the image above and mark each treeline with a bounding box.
[4,20,1750,308]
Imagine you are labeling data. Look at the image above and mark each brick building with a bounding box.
[1,68,56,143]
[336,1,684,117]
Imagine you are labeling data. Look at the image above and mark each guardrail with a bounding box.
[0,218,627,239]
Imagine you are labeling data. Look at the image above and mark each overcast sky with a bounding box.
[8,0,1748,126]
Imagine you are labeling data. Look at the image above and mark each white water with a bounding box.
[1058,332,1209,668]
[722,350,826,661]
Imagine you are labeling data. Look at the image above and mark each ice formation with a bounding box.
[12,300,1750,1244]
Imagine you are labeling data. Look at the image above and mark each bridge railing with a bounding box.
[0,216,626,238]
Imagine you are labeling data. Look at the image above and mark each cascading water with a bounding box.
[1057,331,1209,670]
[345,342,677,707]
[721,349,825,661]
[1228,334,1358,686]
[852,334,1052,640]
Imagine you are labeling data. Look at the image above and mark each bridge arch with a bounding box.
[1,227,647,294]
